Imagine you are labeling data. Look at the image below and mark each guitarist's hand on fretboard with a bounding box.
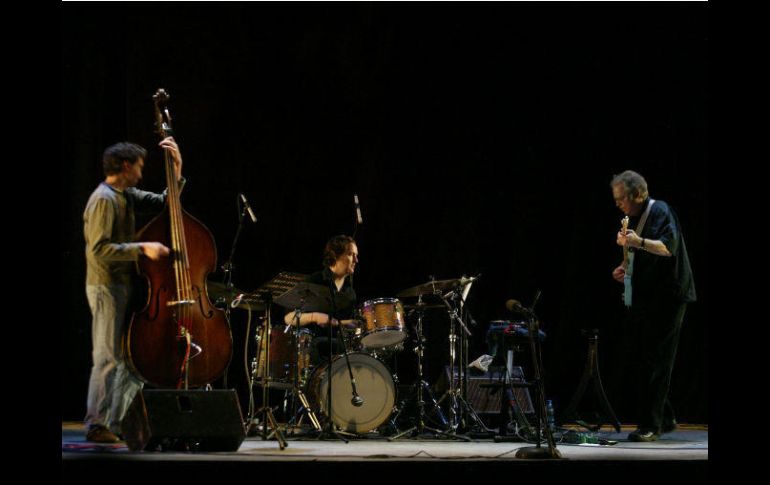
[614,215,630,284]
[618,215,634,305]
[617,228,640,250]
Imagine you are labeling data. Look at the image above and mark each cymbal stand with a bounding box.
[285,306,322,434]
[247,291,287,449]
[434,289,479,440]
[389,295,453,440]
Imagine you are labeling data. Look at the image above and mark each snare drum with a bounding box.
[359,298,407,349]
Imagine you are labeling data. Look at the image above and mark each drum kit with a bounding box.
[234,274,485,441]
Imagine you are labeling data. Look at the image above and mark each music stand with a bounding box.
[274,282,329,435]
[245,272,311,450]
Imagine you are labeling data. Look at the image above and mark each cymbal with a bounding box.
[273,282,353,313]
[206,280,244,301]
[396,277,476,298]
[403,302,445,310]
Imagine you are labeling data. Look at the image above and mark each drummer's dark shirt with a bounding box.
[298,268,357,363]
[304,267,357,332]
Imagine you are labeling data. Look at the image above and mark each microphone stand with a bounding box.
[222,196,250,295]
[514,295,561,459]
[317,277,355,441]
[337,318,364,406]
[218,195,250,388]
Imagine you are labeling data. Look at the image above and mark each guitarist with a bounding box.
[610,170,696,442]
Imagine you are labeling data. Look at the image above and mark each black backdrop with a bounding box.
[61,3,708,425]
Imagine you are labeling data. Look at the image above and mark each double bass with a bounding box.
[126,89,232,388]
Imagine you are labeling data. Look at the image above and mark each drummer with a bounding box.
[283,234,360,362]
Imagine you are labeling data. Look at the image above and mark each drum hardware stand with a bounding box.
[389,295,454,440]
[513,291,561,459]
[559,328,621,433]
[246,291,287,449]
[246,271,309,435]
[435,286,486,439]
[284,306,322,435]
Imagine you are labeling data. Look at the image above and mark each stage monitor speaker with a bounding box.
[436,366,534,415]
[122,389,245,452]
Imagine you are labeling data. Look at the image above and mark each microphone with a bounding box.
[239,193,257,223]
[351,394,364,407]
[354,194,363,225]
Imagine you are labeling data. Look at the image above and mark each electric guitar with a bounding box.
[621,215,633,306]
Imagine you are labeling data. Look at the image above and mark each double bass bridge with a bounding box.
[166,299,197,308]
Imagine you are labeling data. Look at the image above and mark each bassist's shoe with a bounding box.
[86,424,120,443]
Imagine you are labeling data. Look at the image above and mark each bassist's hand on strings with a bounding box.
[140,242,170,261]
[159,136,183,182]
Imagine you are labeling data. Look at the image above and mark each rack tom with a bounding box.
[359,298,407,349]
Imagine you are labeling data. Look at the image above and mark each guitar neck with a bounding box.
[621,216,630,267]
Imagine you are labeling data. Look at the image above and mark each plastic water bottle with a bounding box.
[546,400,555,432]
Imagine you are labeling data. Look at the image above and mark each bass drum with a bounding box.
[306,352,396,434]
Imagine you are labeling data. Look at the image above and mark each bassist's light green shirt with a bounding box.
[83,179,185,285]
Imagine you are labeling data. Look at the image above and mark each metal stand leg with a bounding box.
[434,290,482,440]
[247,295,287,449]
[560,329,621,433]
[284,308,322,436]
